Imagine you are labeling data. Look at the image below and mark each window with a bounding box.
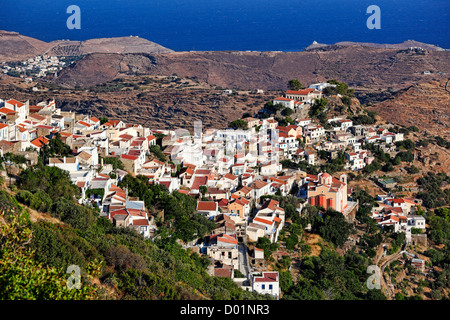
[269,285,273,290]
[261,284,265,290]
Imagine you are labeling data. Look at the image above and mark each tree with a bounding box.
[319,209,352,247]
[102,156,125,170]
[0,209,100,299]
[281,107,293,117]
[407,165,420,174]
[228,119,248,130]
[288,79,303,91]
[199,185,208,197]
[100,117,109,125]
[45,133,72,158]
[150,145,167,162]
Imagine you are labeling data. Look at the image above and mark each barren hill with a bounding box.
[369,80,450,139]
[0,31,52,62]
[49,45,450,94]
[313,40,447,51]
[45,36,173,56]
[0,30,173,62]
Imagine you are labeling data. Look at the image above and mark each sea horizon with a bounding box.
[1,0,449,51]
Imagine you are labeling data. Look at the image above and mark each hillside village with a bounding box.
[1,54,80,81]
[0,81,442,299]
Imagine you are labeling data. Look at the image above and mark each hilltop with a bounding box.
[0,30,173,62]
[305,39,448,51]
[47,44,450,95]
[0,31,51,62]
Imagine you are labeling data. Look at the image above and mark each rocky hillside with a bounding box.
[45,36,174,56]
[306,40,447,51]
[0,31,52,62]
[0,30,173,63]
[369,80,450,139]
[0,74,276,130]
[49,45,450,96]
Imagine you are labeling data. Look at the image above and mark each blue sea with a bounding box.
[1,0,449,51]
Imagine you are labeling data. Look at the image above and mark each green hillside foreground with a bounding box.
[0,169,267,300]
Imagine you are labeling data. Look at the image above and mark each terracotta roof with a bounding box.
[0,107,17,114]
[76,181,86,188]
[191,176,208,190]
[254,272,278,282]
[218,234,238,245]
[261,199,280,211]
[29,113,46,121]
[217,199,229,207]
[78,121,91,127]
[252,180,268,189]
[76,151,92,161]
[197,201,217,211]
[6,99,24,107]
[214,267,233,278]
[224,173,238,180]
[121,154,138,161]
[30,136,49,148]
[253,217,274,226]
[286,88,315,95]
[132,219,149,226]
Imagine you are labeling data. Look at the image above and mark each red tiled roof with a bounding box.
[253,217,274,226]
[121,154,138,161]
[119,134,133,140]
[286,88,315,95]
[132,219,149,226]
[30,136,49,148]
[0,107,17,114]
[6,99,24,107]
[254,272,278,282]
[218,234,238,245]
[224,173,237,180]
[191,176,208,190]
[197,201,217,211]
[78,121,91,127]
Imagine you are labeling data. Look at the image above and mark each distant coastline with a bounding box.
[1,30,448,59]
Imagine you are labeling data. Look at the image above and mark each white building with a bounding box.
[250,272,280,299]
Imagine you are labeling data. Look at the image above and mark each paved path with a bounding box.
[238,242,250,279]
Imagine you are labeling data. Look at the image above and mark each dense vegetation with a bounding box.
[416,172,450,208]
[0,164,267,300]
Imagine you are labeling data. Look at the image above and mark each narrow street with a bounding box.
[238,242,250,279]
[377,243,406,299]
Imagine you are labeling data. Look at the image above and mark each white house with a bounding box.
[48,157,79,172]
[260,161,281,176]
[0,123,8,141]
[197,201,220,219]
[251,180,271,199]
[407,215,426,231]
[272,97,294,109]
[250,272,280,299]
